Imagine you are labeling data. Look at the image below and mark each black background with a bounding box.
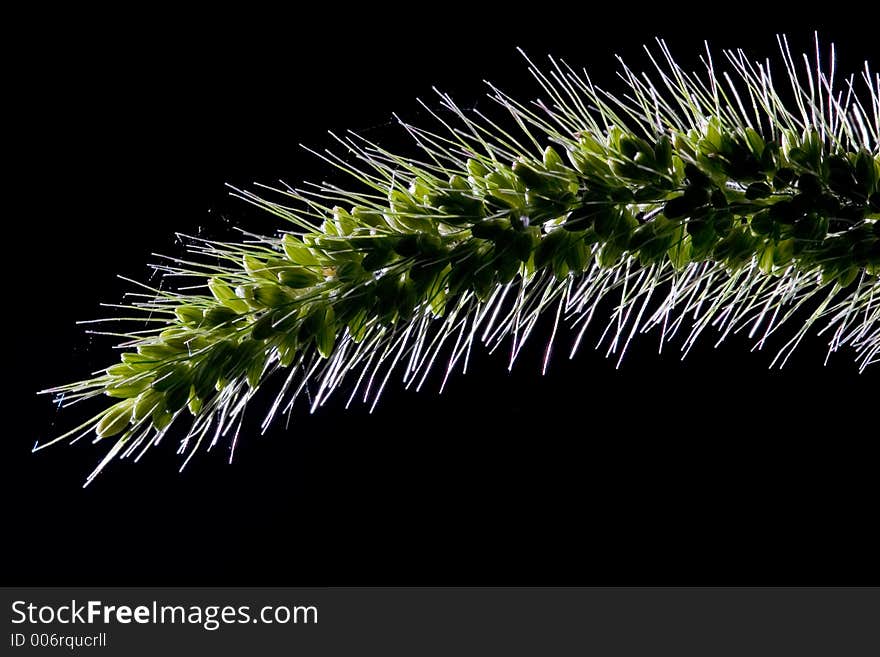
[5,7,877,585]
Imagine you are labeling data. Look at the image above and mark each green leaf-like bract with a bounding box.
[42,37,879,482]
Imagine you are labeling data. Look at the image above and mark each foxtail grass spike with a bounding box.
[40,36,879,483]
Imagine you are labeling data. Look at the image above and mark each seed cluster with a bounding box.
[41,38,879,480]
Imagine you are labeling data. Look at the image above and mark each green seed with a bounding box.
[750,209,774,236]
[208,277,249,313]
[448,174,470,191]
[744,127,765,157]
[247,348,268,388]
[467,158,489,179]
[333,206,357,235]
[153,364,190,392]
[496,250,521,284]
[798,173,822,197]
[192,359,219,401]
[773,168,796,189]
[512,230,537,262]
[278,267,320,288]
[233,284,259,310]
[121,352,153,366]
[164,382,190,413]
[243,255,277,281]
[653,135,673,170]
[564,239,589,273]
[187,394,203,416]
[316,306,336,358]
[175,305,205,327]
[277,332,299,367]
[253,283,290,308]
[393,234,420,257]
[758,243,775,274]
[282,234,321,266]
[512,159,548,189]
[773,239,795,266]
[106,363,138,378]
[133,390,164,422]
[137,342,180,360]
[151,407,174,431]
[105,377,150,398]
[543,145,565,170]
[684,162,712,187]
[745,182,772,200]
[593,207,622,239]
[251,312,280,341]
[837,266,859,287]
[361,248,394,272]
[299,304,326,342]
[598,241,624,268]
[534,230,568,269]
[203,306,239,327]
[158,329,191,351]
[96,400,134,438]
[666,225,691,270]
[471,218,509,240]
